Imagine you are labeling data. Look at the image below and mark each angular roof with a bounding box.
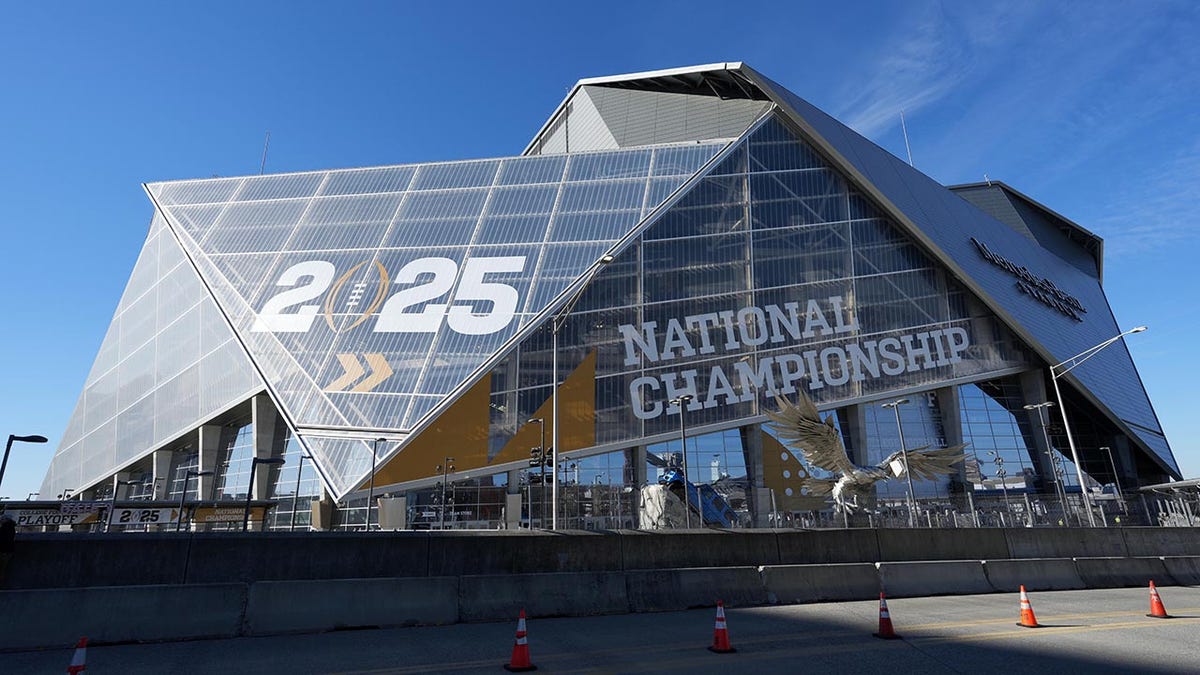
[46,62,1177,501]
[530,61,1173,475]
[145,142,735,493]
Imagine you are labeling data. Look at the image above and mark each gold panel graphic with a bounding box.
[364,351,597,488]
[761,429,828,512]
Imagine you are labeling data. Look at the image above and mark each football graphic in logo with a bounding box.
[322,260,390,333]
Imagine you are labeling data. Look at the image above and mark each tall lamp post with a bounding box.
[1050,326,1147,527]
[242,456,285,532]
[881,398,917,528]
[668,394,695,528]
[436,457,455,529]
[1,434,48,491]
[551,254,615,530]
[290,453,313,532]
[177,469,213,532]
[1024,402,1069,524]
[1101,446,1126,514]
[367,438,386,531]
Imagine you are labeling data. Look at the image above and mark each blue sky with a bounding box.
[1,2,1197,499]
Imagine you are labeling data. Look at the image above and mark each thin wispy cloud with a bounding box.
[832,2,1043,140]
[1094,141,1200,258]
[834,5,968,138]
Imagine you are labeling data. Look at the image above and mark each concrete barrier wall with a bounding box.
[1073,557,1170,588]
[877,529,1009,561]
[618,530,780,570]
[982,558,1086,592]
[877,561,993,597]
[5,528,1199,592]
[428,531,623,576]
[243,577,458,635]
[459,572,627,621]
[1121,528,1200,557]
[1160,556,1200,585]
[625,567,765,612]
[185,532,431,583]
[761,563,879,603]
[776,529,880,564]
[1005,528,1128,559]
[0,583,246,650]
[6,553,1200,650]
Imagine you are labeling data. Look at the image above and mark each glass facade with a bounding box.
[41,215,264,502]
[486,115,1035,465]
[40,65,1176,525]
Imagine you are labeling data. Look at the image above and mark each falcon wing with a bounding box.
[796,477,837,496]
[878,444,968,481]
[765,394,857,475]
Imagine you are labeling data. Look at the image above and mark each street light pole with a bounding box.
[1,434,48,491]
[1049,326,1147,527]
[881,399,916,528]
[242,457,285,532]
[551,254,614,531]
[1025,402,1069,525]
[668,394,694,529]
[1101,446,1126,513]
[290,453,313,532]
[177,469,213,532]
[367,438,384,531]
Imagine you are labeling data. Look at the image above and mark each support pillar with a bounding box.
[151,449,173,501]
[740,423,771,527]
[250,395,280,531]
[1019,371,1059,489]
[197,426,220,500]
[935,386,969,508]
[505,469,522,529]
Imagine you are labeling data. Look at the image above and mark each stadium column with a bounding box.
[936,386,968,505]
[250,394,279,532]
[151,449,172,500]
[841,404,874,517]
[629,446,647,529]
[1019,370,1061,489]
[740,424,770,527]
[111,471,132,500]
[505,469,522,529]
[197,425,221,531]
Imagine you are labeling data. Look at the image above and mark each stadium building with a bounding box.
[39,63,1179,530]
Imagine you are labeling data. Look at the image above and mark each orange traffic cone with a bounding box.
[66,637,87,674]
[708,600,736,653]
[1017,585,1041,628]
[1148,581,1173,619]
[503,609,536,672]
[873,593,901,639]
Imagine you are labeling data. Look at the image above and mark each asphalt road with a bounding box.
[5,586,1199,674]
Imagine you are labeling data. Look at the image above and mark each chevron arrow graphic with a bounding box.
[325,353,392,392]
[351,353,393,392]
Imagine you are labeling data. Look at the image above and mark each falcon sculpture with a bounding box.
[765,392,968,514]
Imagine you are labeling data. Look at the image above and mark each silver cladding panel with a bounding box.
[529,87,770,155]
[40,214,265,498]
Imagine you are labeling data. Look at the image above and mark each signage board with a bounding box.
[192,505,269,523]
[108,507,180,526]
